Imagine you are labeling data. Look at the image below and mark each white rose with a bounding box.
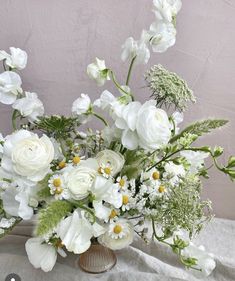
[136,100,172,151]
[98,219,134,250]
[96,149,125,175]
[12,92,44,122]
[87,58,110,86]
[0,71,22,104]
[64,159,98,200]
[149,21,176,53]
[1,130,54,182]
[0,47,27,70]
[72,93,91,115]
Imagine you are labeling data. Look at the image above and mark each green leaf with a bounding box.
[227,156,235,169]
[36,201,73,236]
[170,119,228,143]
[38,187,51,199]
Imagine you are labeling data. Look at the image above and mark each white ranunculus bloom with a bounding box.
[0,71,22,104]
[63,159,98,200]
[180,151,209,174]
[149,21,176,53]
[87,58,110,86]
[25,238,58,272]
[182,243,216,278]
[72,93,91,115]
[93,90,116,110]
[12,92,44,122]
[57,211,105,254]
[1,130,54,182]
[121,37,150,64]
[0,47,27,70]
[164,162,185,185]
[96,149,125,176]
[98,219,134,250]
[136,100,172,151]
[153,0,182,23]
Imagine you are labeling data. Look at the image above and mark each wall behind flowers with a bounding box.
[0,0,234,219]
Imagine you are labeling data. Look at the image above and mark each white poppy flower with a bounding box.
[1,130,54,182]
[0,71,22,104]
[149,21,176,53]
[182,243,216,278]
[98,219,134,250]
[136,100,172,151]
[0,47,27,70]
[87,58,110,86]
[96,149,125,176]
[180,151,209,174]
[25,238,58,272]
[153,0,182,23]
[12,92,44,122]
[72,93,91,115]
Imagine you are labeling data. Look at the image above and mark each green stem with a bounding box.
[126,56,137,86]
[12,109,19,131]
[93,112,108,126]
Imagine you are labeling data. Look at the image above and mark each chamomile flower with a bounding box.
[48,175,69,200]
[121,190,135,212]
[116,176,128,190]
[141,168,161,186]
[98,163,113,179]
[109,209,120,220]
[108,219,132,239]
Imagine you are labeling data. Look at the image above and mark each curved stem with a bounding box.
[126,56,137,86]
[93,112,108,126]
[12,109,19,131]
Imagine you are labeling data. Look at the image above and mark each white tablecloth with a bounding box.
[0,218,235,281]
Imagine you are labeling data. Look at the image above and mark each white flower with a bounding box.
[164,162,185,185]
[180,151,209,174]
[25,238,58,272]
[182,243,216,278]
[136,100,172,151]
[98,219,134,250]
[0,217,16,228]
[96,149,125,176]
[0,47,27,70]
[87,58,110,86]
[171,111,183,134]
[149,21,176,53]
[63,158,98,200]
[72,93,91,115]
[93,90,116,110]
[0,133,4,156]
[121,37,150,64]
[48,174,70,200]
[153,0,182,23]
[1,130,54,182]
[116,176,128,190]
[101,125,122,145]
[12,92,44,122]
[57,211,105,254]
[0,71,22,104]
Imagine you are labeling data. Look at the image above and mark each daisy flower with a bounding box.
[116,176,128,190]
[108,219,133,240]
[48,175,69,200]
[98,163,113,179]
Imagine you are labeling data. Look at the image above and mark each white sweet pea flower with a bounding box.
[96,149,125,176]
[180,151,209,174]
[0,47,27,70]
[171,111,184,134]
[0,133,4,156]
[57,211,105,254]
[0,71,22,104]
[12,92,44,122]
[25,237,60,272]
[121,37,150,64]
[98,219,134,250]
[72,93,91,115]
[1,130,54,182]
[164,162,185,185]
[93,90,116,110]
[182,243,216,278]
[153,0,182,23]
[63,158,98,200]
[136,100,172,151]
[87,58,110,86]
[149,21,176,53]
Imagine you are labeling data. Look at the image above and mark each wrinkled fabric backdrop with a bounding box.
[0,0,234,219]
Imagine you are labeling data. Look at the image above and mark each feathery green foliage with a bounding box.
[170,119,228,143]
[36,201,73,236]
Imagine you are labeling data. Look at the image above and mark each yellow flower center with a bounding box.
[58,161,66,169]
[122,195,129,205]
[158,185,166,193]
[73,156,81,164]
[109,209,117,219]
[152,171,160,180]
[104,167,111,175]
[53,178,62,187]
[55,186,63,195]
[119,178,125,188]
[113,224,122,234]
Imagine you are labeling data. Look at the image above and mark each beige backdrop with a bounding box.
[0,0,234,219]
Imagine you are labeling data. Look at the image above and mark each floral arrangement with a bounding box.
[0,0,234,278]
